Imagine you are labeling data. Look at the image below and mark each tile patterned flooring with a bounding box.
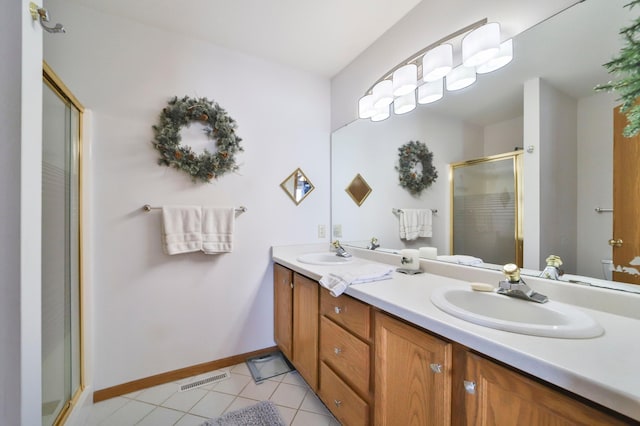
[84,363,340,425]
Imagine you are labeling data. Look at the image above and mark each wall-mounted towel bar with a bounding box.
[392,208,438,215]
[594,207,613,213]
[142,204,247,213]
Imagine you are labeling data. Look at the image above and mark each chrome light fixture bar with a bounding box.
[358,18,513,121]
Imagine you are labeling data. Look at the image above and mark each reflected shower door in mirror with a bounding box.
[280,168,315,205]
[451,152,522,267]
[330,0,640,291]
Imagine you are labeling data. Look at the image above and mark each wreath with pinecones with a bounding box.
[395,140,438,195]
[152,96,243,183]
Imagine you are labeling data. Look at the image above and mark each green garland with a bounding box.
[395,141,438,195]
[595,0,640,137]
[152,96,243,182]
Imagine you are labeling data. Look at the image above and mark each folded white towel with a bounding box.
[202,206,235,254]
[437,255,484,266]
[319,264,395,297]
[161,206,202,255]
[399,209,432,240]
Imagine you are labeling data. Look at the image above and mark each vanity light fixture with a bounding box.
[417,79,444,104]
[477,39,514,74]
[394,91,416,114]
[357,18,513,121]
[446,65,477,91]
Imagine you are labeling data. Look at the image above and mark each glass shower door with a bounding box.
[42,64,83,426]
[451,152,523,266]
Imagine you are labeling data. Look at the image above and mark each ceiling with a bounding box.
[65,0,422,78]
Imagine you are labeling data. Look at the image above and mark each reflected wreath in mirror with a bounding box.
[395,140,438,195]
[152,96,243,183]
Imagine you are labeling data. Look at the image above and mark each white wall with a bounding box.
[577,92,616,278]
[484,116,523,156]
[45,1,330,390]
[330,0,580,131]
[523,78,578,272]
[0,1,43,424]
[332,107,482,254]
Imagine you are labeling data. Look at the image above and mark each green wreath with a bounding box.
[152,96,243,183]
[395,140,438,195]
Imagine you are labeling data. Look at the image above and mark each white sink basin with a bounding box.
[430,287,603,339]
[297,252,354,265]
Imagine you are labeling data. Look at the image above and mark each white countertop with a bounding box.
[272,244,640,422]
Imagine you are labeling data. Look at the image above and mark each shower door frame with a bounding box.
[42,61,85,426]
[449,150,524,267]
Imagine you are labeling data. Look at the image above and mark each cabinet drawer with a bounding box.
[320,288,370,340]
[320,316,370,397]
[319,362,369,426]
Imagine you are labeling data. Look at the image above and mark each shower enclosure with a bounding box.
[450,151,523,267]
[42,63,84,426]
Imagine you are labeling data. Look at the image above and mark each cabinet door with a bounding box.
[293,272,319,390]
[273,264,293,360]
[374,312,452,426]
[464,352,627,425]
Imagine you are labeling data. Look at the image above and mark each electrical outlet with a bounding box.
[333,224,342,238]
[318,224,326,238]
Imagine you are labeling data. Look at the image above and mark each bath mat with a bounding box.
[245,351,294,383]
[201,400,286,426]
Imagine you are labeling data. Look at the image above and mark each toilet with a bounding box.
[601,259,613,280]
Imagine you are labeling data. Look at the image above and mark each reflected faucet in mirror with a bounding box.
[368,237,380,250]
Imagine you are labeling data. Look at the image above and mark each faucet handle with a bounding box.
[502,263,521,283]
[332,240,341,249]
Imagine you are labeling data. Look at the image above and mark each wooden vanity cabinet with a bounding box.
[461,351,629,426]
[318,288,372,426]
[274,263,634,425]
[374,311,452,426]
[273,264,318,390]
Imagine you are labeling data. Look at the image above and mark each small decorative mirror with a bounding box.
[345,173,372,206]
[280,168,315,205]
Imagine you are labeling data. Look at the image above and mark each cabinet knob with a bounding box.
[334,399,342,407]
[290,281,294,289]
[464,380,476,394]
[334,347,342,355]
[334,306,342,314]
[429,363,442,373]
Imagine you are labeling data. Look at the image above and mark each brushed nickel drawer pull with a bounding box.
[334,399,342,407]
[464,380,476,394]
[430,363,442,373]
[334,306,342,314]
[334,347,342,355]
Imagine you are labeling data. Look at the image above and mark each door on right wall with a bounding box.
[612,106,640,284]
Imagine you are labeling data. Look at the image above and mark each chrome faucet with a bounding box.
[332,240,352,258]
[367,237,380,250]
[497,263,548,303]
[539,255,563,280]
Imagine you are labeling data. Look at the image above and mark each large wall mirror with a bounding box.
[331,0,640,291]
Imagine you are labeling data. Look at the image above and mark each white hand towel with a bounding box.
[319,264,395,297]
[202,207,235,254]
[161,206,202,255]
[399,208,433,240]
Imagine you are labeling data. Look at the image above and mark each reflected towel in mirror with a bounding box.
[399,208,432,240]
[319,264,395,297]
[437,255,484,266]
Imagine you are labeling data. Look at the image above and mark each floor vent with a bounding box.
[179,370,230,392]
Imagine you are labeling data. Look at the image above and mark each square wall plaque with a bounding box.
[345,173,372,206]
